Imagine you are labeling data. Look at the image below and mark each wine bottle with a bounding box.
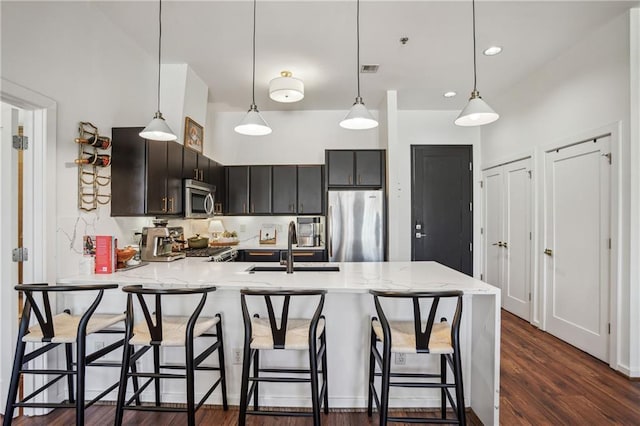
[75,136,111,149]
[74,154,111,167]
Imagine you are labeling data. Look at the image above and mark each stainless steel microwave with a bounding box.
[184,179,215,219]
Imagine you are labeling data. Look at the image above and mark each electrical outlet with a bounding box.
[232,348,243,365]
[395,353,406,365]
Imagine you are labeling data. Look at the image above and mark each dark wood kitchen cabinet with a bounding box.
[111,127,182,216]
[297,165,323,214]
[326,149,384,188]
[226,166,249,214]
[183,149,211,183]
[272,166,297,214]
[249,166,272,214]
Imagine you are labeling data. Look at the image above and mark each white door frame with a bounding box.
[0,78,57,415]
[539,122,621,370]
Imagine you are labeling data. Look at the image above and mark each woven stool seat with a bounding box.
[23,312,125,343]
[130,315,219,346]
[371,319,453,354]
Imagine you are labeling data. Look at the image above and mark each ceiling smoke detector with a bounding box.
[360,64,379,73]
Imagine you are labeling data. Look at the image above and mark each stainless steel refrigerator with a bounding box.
[328,190,384,262]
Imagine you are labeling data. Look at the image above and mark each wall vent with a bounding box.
[361,64,379,73]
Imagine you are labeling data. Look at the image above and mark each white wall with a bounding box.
[162,64,209,151]
[391,109,481,269]
[480,12,636,375]
[1,1,159,276]
[207,109,381,165]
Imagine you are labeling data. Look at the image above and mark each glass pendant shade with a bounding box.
[340,98,378,130]
[454,91,499,127]
[269,72,304,103]
[235,105,272,136]
[139,111,177,141]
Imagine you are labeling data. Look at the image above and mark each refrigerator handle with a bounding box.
[328,205,333,258]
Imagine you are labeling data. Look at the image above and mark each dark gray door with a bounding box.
[411,145,473,275]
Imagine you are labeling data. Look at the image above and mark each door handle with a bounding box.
[161,197,167,213]
[544,248,553,256]
[415,232,426,239]
[199,170,204,181]
[169,197,174,212]
[194,168,198,180]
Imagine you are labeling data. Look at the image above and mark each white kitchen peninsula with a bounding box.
[58,260,500,425]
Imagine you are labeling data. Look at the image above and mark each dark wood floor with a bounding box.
[2,310,639,425]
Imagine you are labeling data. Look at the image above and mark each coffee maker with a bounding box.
[140,224,186,262]
[296,217,322,247]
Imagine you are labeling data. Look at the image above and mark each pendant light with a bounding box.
[340,0,378,130]
[140,0,177,141]
[454,0,499,127]
[235,0,272,136]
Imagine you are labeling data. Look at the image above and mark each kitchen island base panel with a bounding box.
[57,261,499,425]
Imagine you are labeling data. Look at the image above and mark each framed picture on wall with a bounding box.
[184,116,203,153]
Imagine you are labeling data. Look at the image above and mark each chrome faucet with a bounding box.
[285,220,297,274]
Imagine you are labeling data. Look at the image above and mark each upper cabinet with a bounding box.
[297,165,323,214]
[326,149,385,188]
[272,165,298,214]
[224,164,324,215]
[249,166,272,214]
[111,127,183,216]
[226,166,250,214]
[183,149,211,183]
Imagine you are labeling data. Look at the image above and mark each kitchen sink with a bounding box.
[246,265,340,273]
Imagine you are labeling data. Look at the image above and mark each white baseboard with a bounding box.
[617,364,640,378]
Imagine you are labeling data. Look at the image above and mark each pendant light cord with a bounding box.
[157,0,163,113]
[251,0,257,106]
[472,0,477,92]
[356,0,361,99]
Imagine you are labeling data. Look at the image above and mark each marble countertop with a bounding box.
[58,259,499,295]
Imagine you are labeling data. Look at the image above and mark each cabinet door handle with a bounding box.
[248,251,276,256]
[300,203,304,213]
[293,252,315,257]
[194,168,198,180]
[251,203,255,213]
[169,197,174,212]
[199,170,204,181]
[348,174,353,185]
[243,203,246,214]
[358,175,362,185]
[162,197,167,213]
[544,248,553,256]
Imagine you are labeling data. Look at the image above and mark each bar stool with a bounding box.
[3,283,126,426]
[368,290,465,425]
[238,289,328,426]
[114,285,228,426]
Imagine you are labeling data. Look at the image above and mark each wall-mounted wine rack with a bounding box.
[76,121,111,211]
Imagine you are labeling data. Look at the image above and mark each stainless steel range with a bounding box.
[184,246,238,262]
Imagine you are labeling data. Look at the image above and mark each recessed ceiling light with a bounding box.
[443,91,457,98]
[483,46,502,56]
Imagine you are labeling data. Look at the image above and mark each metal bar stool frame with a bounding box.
[238,289,329,426]
[3,283,128,426]
[368,290,465,425]
[114,285,228,426]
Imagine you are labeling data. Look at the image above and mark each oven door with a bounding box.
[185,187,215,219]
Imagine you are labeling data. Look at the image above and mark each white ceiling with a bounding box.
[95,0,639,112]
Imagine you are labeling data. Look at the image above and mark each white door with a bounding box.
[544,136,610,362]
[503,159,532,319]
[482,159,532,321]
[482,168,504,290]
